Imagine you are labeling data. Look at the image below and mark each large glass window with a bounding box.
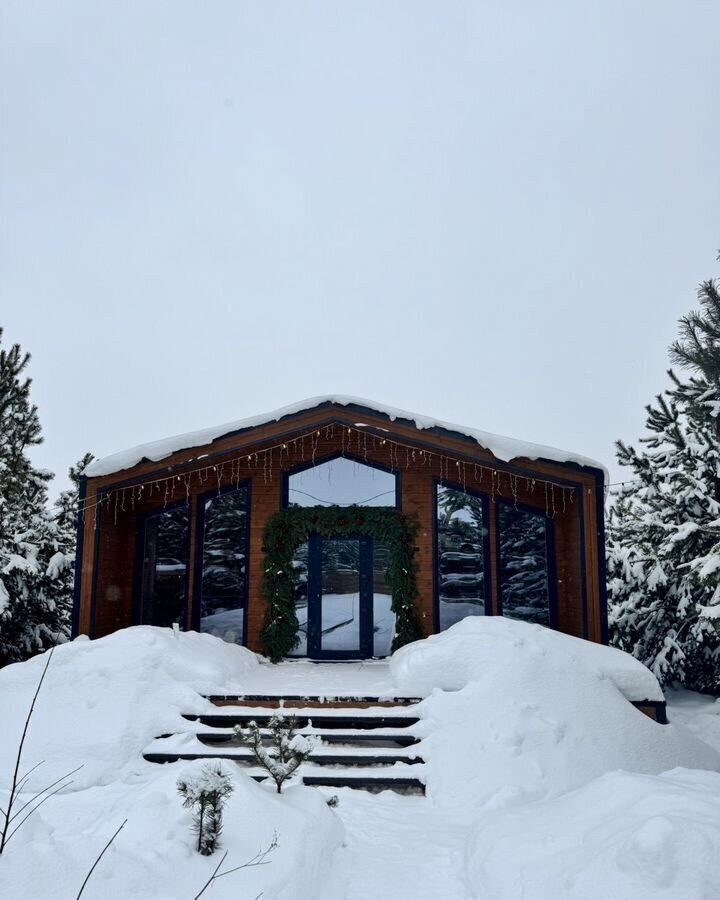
[373,540,395,657]
[199,486,249,644]
[287,457,397,507]
[140,506,189,627]
[436,484,487,631]
[498,503,552,626]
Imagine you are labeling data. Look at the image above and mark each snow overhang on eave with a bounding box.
[83,395,608,484]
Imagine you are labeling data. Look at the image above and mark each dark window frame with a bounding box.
[192,479,252,647]
[495,497,558,629]
[132,498,192,628]
[433,478,493,633]
[306,531,374,660]
[282,450,401,510]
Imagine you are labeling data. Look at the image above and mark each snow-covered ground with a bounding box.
[1,620,719,899]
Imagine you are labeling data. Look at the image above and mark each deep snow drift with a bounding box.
[0,628,342,899]
[1,620,719,900]
[392,617,718,807]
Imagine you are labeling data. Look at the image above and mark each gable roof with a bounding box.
[83,395,606,479]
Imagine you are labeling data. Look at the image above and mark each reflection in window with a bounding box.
[498,504,551,626]
[373,541,395,657]
[287,457,396,507]
[199,486,249,644]
[289,541,309,656]
[140,506,189,627]
[320,538,361,654]
[436,485,487,631]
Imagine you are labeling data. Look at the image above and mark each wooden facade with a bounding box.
[73,399,607,654]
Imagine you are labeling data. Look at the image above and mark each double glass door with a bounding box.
[306,534,374,659]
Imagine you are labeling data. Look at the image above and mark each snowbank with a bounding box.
[666,688,720,753]
[84,394,606,478]
[0,628,343,900]
[1,762,342,900]
[391,615,663,701]
[466,767,720,900]
[0,626,259,788]
[391,618,719,808]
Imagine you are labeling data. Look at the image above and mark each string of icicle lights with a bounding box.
[80,421,578,525]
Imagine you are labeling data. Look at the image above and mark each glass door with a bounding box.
[307,535,373,659]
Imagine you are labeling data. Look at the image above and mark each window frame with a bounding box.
[495,497,558,629]
[433,478,493,633]
[133,499,192,628]
[281,451,401,510]
[191,479,252,646]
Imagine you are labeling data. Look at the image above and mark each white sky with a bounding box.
[1,1,719,497]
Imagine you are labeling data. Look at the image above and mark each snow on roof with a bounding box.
[84,395,606,479]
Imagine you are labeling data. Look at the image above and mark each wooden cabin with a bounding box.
[73,397,607,659]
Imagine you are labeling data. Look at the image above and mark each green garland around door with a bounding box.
[261,505,424,662]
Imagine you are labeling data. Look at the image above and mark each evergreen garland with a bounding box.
[261,505,423,662]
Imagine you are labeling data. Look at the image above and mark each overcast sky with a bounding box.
[2,1,719,497]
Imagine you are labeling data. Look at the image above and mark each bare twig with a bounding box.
[75,819,127,899]
[192,834,278,900]
[0,647,54,854]
[8,764,84,825]
[192,850,227,900]
[4,779,76,846]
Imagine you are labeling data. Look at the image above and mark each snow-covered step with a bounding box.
[247,763,425,795]
[150,694,426,794]
[144,731,423,765]
[206,693,422,709]
[196,729,421,748]
[145,747,422,767]
[184,708,421,730]
[301,774,424,795]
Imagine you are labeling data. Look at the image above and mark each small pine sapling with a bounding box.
[177,763,234,856]
[236,712,319,794]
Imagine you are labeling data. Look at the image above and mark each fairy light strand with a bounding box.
[78,421,579,521]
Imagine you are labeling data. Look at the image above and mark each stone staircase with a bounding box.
[144,694,426,795]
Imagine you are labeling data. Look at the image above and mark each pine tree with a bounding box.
[0,330,69,666]
[608,258,720,693]
[50,452,94,632]
[177,763,234,855]
[236,712,319,793]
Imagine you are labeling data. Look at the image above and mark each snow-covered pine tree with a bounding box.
[0,329,69,667]
[50,452,94,633]
[177,762,234,855]
[236,712,319,793]
[608,259,720,693]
